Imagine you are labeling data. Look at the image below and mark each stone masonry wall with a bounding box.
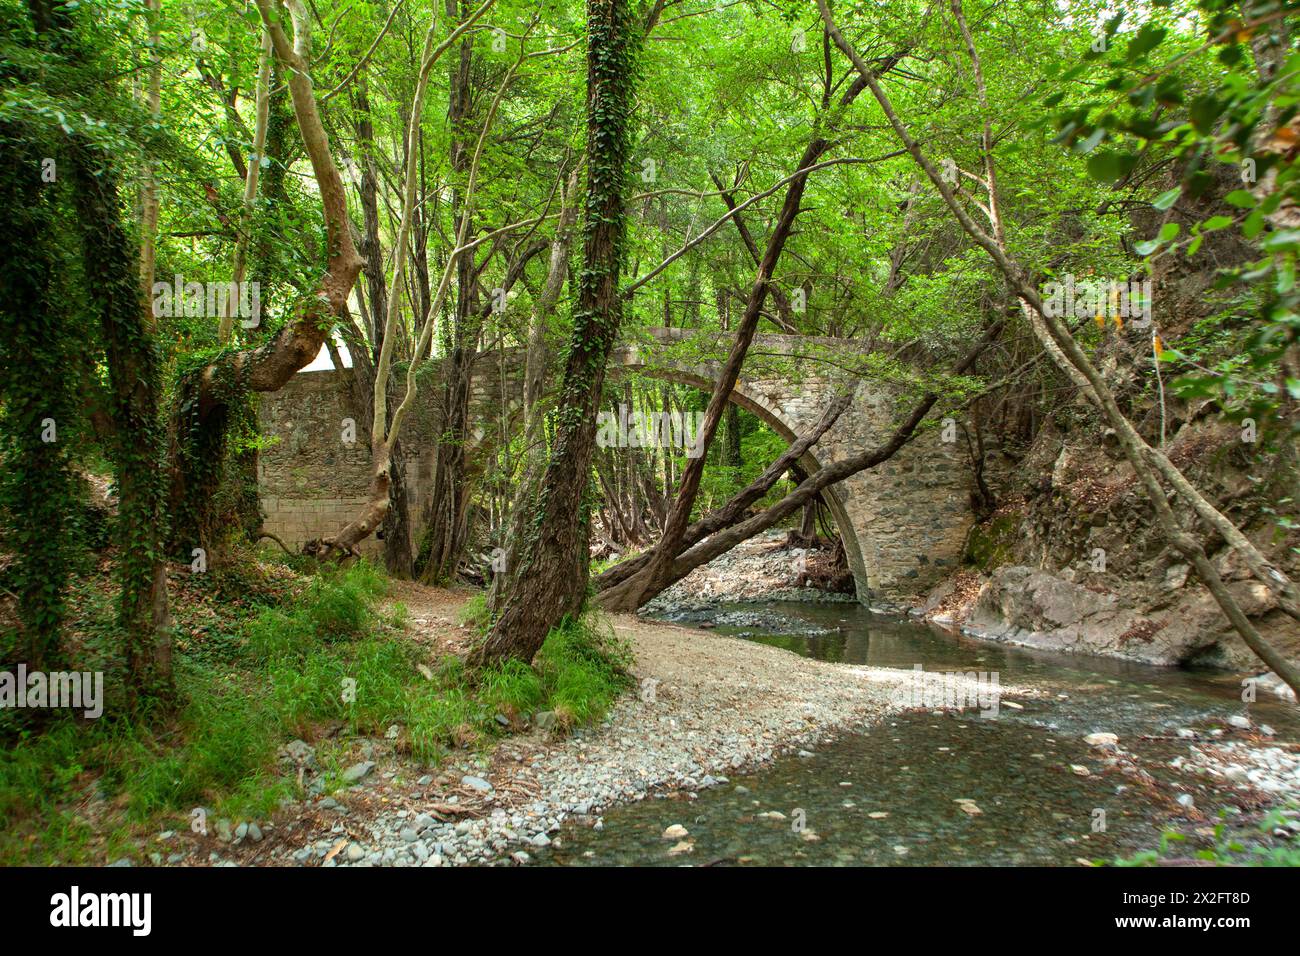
[257,330,978,603]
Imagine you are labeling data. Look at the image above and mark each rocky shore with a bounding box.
[911,566,1299,707]
[171,605,1023,868]
[313,618,1021,866]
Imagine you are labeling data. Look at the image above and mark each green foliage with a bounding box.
[1048,0,1300,442]
[1111,804,1300,867]
[0,561,386,862]
[170,351,256,556]
[476,658,546,714]
[533,612,633,726]
[6,0,1300,865]
[0,122,79,663]
[0,555,637,863]
[411,607,631,757]
[458,592,491,630]
[964,512,1018,571]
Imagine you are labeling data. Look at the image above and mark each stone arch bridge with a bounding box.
[257,328,976,603]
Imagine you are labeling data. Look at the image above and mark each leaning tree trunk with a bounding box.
[334,81,416,576]
[598,388,940,609]
[471,0,639,667]
[593,391,850,592]
[615,61,879,611]
[169,0,365,552]
[595,320,1004,610]
[617,137,827,609]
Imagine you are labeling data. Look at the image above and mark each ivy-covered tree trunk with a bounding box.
[0,124,76,669]
[470,0,639,666]
[25,0,172,700]
[68,146,174,701]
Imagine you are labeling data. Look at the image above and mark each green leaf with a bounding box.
[1127,25,1167,61]
[1075,127,1106,154]
[1262,230,1300,251]
[1189,95,1221,134]
[1218,44,1243,66]
[1152,187,1180,211]
[1277,258,1296,295]
[1086,151,1134,183]
[1155,76,1184,105]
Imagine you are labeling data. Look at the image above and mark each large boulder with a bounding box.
[967,566,1210,665]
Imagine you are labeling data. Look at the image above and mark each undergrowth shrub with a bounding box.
[0,560,637,863]
[534,612,633,727]
[0,560,388,862]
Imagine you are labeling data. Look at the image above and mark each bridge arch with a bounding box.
[608,347,873,601]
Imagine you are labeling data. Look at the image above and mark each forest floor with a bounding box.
[179,582,1017,867]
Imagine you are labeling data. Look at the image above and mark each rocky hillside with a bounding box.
[912,158,1299,686]
[920,353,1298,683]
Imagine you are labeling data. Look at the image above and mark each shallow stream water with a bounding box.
[539,601,1300,866]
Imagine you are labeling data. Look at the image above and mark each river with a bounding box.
[536,600,1300,866]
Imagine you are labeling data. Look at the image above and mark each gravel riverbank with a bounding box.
[149,573,1297,869]
[268,612,1026,867]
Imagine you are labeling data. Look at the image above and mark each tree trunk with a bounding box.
[0,117,75,669]
[218,27,270,344]
[419,17,478,583]
[29,0,173,702]
[471,0,639,666]
[354,77,415,575]
[69,145,173,703]
[489,163,582,610]
[320,1,503,564]
[137,0,161,300]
